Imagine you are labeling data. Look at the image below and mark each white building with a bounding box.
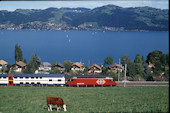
[0,60,8,70]
[71,62,85,72]
[39,62,51,71]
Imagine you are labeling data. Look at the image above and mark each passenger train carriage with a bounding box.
[0,74,65,86]
[66,75,116,86]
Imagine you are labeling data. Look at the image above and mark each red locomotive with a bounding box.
[66,75,116,86]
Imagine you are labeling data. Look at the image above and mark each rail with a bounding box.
[116,81,169,87]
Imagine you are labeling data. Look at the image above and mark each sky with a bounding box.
[0,1,169,11]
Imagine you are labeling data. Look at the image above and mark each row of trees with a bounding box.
[13,44,169,80]
[104,51,169,80]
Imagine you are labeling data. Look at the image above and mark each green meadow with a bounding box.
[0,86,169,113]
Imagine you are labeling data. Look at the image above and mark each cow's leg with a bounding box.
[47,105,50,111]
[50,105,52,111]
[57,107,60,111]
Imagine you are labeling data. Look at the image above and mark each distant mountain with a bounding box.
[0,5,169,31]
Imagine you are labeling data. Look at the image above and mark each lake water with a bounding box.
[0,30,169,66]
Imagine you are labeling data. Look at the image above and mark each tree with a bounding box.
[29,54,41,72]
[134,54,142,64]
[22,54,41,74]
[135,63,144,76]
[51,61,57,68]
[160,53,169,66]
[104,56,113,66]
[15,44,23,62]
[23,59,27,64]
[50,61,61,74]
[64,60,72,72]
[127,61,136,78]
[121,54,130,66]
[142,62,151,80]
[141,56,145,64]
[102,66,108,75]
[146,50,163,65]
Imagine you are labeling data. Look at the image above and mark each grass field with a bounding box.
[0,86,169,113]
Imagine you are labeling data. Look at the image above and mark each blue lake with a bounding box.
[0,30,169,65]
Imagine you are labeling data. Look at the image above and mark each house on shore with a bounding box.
[147,75,167,81]
[148,62,155,68]
[39,62,51,71]
[71,62,85,72]
[0,60,8,70]
[53,63,65,72]
[12,61,26,73]
[108,63,124,73]
[120,76,133,81]
[88,64,102,74]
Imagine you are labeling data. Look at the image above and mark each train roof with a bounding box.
[0,74,65,78]
[69,75,114,79]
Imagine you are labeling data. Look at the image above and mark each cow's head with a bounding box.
[63,104,68,112]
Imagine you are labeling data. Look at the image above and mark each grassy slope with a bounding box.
[0,86,169,113]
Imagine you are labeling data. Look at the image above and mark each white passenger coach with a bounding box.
[0,74,65,86]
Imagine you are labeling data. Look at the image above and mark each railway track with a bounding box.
[116,81,169,87]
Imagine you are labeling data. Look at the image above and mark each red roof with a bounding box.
[16,61,26,67]
[88,64,101,70]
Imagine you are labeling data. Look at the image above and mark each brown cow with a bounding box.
[46,97,67,111]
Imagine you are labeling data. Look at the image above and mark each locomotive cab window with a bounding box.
[70,79,73,81]
[58,79,61,82]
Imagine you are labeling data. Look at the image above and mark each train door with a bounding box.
[8,74,13,86]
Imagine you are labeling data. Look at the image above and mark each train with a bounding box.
[66,75,116,86]
[0,74,116,87]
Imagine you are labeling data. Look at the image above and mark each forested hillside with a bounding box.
[0,5,168,31]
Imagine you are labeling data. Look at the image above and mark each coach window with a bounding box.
[20,82,23,84]
[49,79,52,81]
[58,79,61,82]
[26,82,29,84]
[36,77,38,79]
[26,77,29,79]
[40,77,42,79]
[31,82,35,84]
[0,77,1,79]
[14,77,17,79]
[3,77,6,79]
[31,77,34,79]
[37,82,40,84]
[20,77,23,79]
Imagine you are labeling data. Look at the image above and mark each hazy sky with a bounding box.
[0,1,169,11]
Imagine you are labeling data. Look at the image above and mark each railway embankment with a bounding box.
[116,81,169,87]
